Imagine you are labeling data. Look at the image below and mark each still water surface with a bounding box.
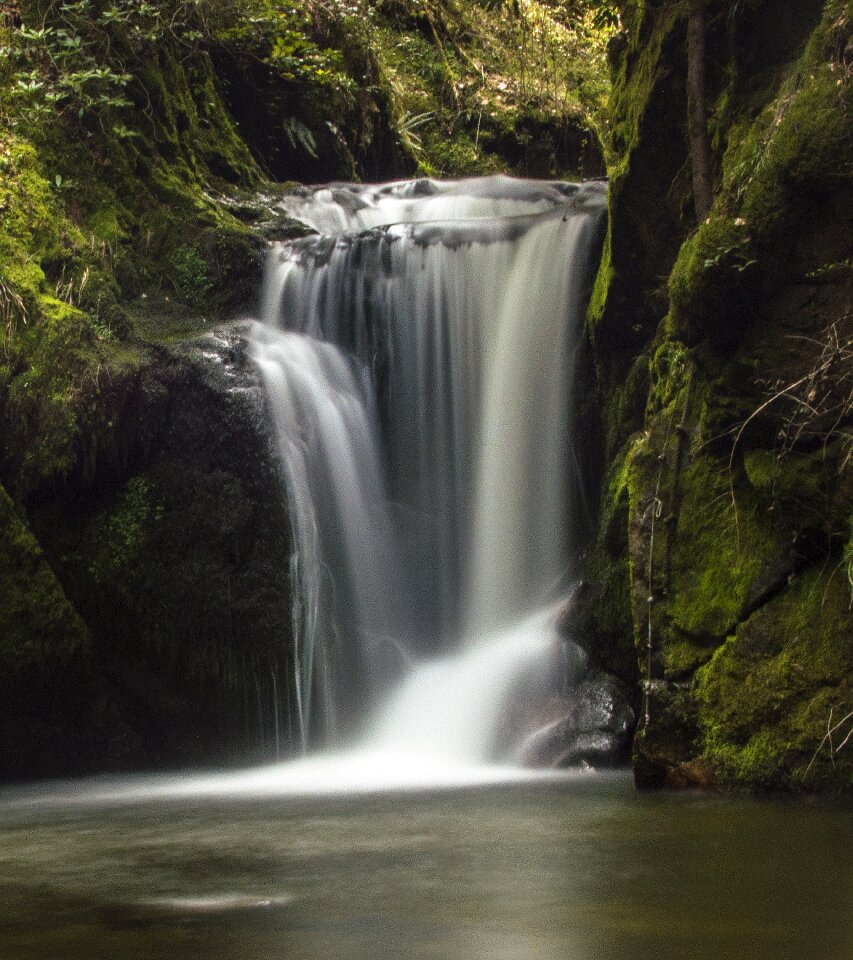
[1,770,850,959]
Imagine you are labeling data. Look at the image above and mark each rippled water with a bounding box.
[1,771,851,959]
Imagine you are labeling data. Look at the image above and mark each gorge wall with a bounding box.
[583,0,852,791]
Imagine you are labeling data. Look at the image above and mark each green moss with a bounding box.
[744,448,828,504]
[585,222,620,363]
[668,458,765,638]
[0,288,140,495]
[604,2,684,171]
[742,449,777,490]
[701,727,789,787]
[658,636,719,680]
[668,0,851,348]
[0,139,80,309]
[0,38,272,500]
[648,340,690,410]
[594,0,852,791]
[666,215,758,347]
[580,439,639,681]
[722,9,852,267]
[694,568,853,790]
[586,2,691,384]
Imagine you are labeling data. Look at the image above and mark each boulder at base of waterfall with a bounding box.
[519,673,635,768]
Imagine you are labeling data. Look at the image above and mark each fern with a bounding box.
[283,116,318,158]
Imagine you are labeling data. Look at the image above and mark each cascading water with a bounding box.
[251,175,609,773]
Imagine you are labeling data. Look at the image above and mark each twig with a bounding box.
[805,707,853,775]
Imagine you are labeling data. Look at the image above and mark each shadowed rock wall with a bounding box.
[582,0,852,791]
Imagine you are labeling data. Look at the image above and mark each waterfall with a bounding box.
[252,175,607,764]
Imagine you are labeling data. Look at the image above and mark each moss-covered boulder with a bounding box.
[23,325,296,771]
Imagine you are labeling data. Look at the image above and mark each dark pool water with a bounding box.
[1,770,850,959]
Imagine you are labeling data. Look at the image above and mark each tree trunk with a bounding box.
[687,0,713,221]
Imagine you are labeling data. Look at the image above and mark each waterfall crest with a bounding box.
[252,176,607,763]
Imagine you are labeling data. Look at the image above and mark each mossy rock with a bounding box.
[666,216,759,349]
[666,457,767,640]
[587,0,691,381]
[0,484,130,779]
[694,569,853,791]
[610,0,853,792]
[29,327,296,769]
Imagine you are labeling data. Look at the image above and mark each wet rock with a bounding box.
[26,322,295,773]
[518,672,635,769]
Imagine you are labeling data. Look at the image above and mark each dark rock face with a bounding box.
[518,672,635,769]
[477,110,606,181]
[11,323,296,776]
[584,0,853,792]
[0,484,131,780]
[213,45,409,184]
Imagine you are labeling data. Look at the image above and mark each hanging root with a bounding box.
[0,276,28,353]
[728,318,853,538]
[805,706,853,776]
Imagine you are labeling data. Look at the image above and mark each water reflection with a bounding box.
[1,773,850,960]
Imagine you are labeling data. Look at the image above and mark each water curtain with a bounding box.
[252,176,607,757]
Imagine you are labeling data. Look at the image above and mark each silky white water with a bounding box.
[276,174,568,234]
[250,176,607,779]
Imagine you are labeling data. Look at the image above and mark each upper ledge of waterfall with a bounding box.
[270,206,604,268]
[274,175,608,238]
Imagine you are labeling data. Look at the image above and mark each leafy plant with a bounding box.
[215,0,369,93]
[172,244,212,306]
[4,3,149,131]
[398,108,434,153]
[702,243,758,274]
[283,116,318,158]
[1,0,351,135]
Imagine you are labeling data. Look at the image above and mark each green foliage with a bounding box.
[171,244,213,306]
[588,1,619,30]
[282,116,318,158]
[1,0,374,174]
[4,1,184,132]
[215,0,376,92]
[371,0,612,176]
[88,476,162,582]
